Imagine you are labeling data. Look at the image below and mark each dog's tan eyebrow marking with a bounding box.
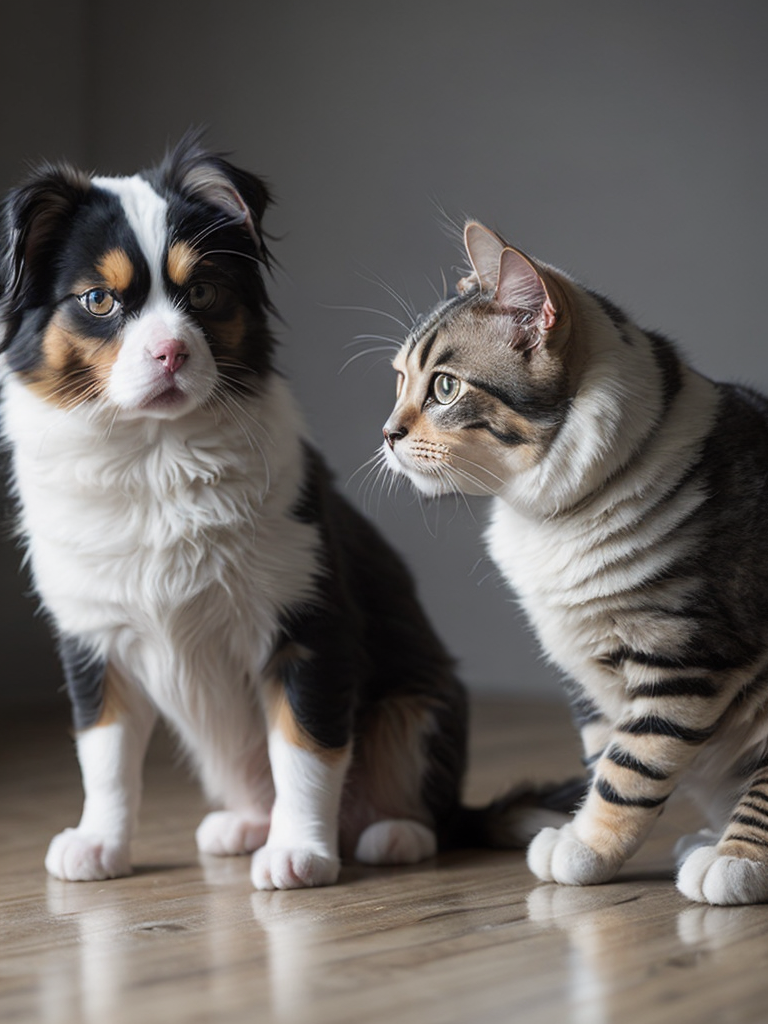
[167,241,199,286]
[96,248,134,294]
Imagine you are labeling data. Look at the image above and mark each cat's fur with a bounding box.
[0,146,574,890]
[383,220,768,905]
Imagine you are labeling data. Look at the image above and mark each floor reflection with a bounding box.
[527,885,633,1024]
[42,866,275,1024]
[45,879,136,1024]
[676,901,768,947]
[37,861,768,1024]
[250,891,331,1021]
[526,881,768,1024]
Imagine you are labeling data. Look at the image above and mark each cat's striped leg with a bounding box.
[571,691,614,775]
[528,676,732,886]
[252,677,352,891]
[677,762,768,904]
[46,655,156,881]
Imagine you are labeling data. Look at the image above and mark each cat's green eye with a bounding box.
[433,374,461,405]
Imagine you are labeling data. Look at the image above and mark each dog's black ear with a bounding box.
[155,130,272,262]
[0,163,91,348]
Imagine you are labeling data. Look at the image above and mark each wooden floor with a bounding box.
[2,698,768,1024]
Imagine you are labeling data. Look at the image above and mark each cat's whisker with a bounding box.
[448,453,506,494]
[351,446,392,516]
[344,333,401,349]
[414,487,440,540]
[425,273,446,305]
[323,303,411,333]
[362,455,393,519]
[377,458,402,518]
[354,268,418,327]
[430,196,466,249]
[346,448,388,491]
[438,467,482,517]
[427,462,476,521]
[338,346,403,375]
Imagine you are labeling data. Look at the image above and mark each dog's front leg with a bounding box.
[251,664,352,891]
[46,658,156,881]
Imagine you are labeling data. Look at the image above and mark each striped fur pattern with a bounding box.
[383,221,768,905]
[0,146,578,890]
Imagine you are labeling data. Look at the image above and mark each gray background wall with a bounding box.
[2,1,767,711]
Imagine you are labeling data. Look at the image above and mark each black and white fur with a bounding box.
[0,142,575,889]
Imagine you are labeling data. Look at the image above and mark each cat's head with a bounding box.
[382,222,579,498]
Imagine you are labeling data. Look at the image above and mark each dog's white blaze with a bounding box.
[93,174,168,291]
[91,175,220,415]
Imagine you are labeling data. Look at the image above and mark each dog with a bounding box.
[0,136,577,889]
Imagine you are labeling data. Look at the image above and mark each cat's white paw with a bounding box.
[195,811,270,856]
[251,846,340,890]
[354,819,437,865]
[45,828,131,881]
[677,845,768,905]
[527,823,619,886]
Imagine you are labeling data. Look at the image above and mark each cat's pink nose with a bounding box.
[383,425,408,449]
[152,338,189,375]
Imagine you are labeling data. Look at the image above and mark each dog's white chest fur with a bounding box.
[2,371,319,698]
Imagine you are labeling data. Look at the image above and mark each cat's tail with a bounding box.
[444,776,587,850]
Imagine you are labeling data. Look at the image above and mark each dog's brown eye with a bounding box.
[188,283,218,311]
[79,288,119,317]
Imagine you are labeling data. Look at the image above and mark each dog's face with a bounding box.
[0,138,274,420]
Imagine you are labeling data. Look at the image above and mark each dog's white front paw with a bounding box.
[527,823,619,886]
[196,811,270,856]
[355,820,437,865]
[251,846,340,890]
[45,828,131,881]
[677,845,768,905]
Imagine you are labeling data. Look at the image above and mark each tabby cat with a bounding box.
[382,220,768,905]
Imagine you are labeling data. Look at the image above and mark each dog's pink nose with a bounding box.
[152,339,189,375]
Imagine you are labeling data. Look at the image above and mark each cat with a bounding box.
[0,140,577,890]
[381,219,768,906]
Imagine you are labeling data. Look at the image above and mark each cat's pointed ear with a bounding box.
[463,221,507,292]
[462,221,560,337]
[496,247,558,331]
